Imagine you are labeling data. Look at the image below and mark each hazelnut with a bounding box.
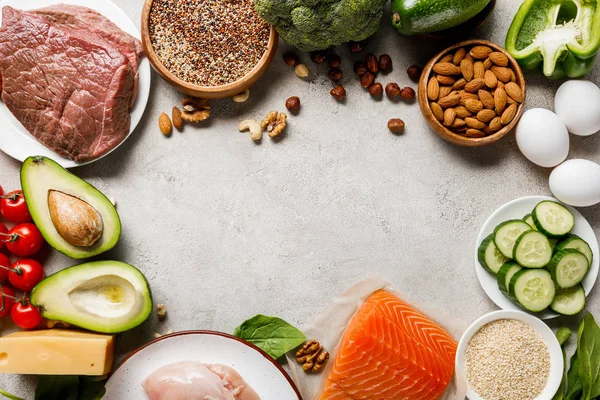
[400,87,416,101]
[407,65,422,82]
[388,118,405,134]
[379,54,393,72]
[328,54,341,68]
[385,82,401,99]
[282,51,298,66]
[285,96,301,114]
[311,51,326,64]
[328,68,343,82]
[369,82,383,98]
[354,62,367,76]
[349,41,363,53]
[360,72,375,88]
[366,53,379,74]
[330,85,346,101]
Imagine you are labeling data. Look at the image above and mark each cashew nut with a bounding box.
[238,119,262,141]
[232,89,250,103]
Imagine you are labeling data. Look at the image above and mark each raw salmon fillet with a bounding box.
[319,290,457,400]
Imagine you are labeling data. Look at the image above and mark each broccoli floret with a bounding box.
[254,0,388,51]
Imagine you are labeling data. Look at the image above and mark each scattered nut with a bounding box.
[295,64,309,78]
[261,111,287,138]
[366,53,379,74]
[328,68,343,82]
[282,51,298,66]
[156,303,167,320]
[369,82,383,98]
[172,106,183,131]
[159,113,172,135]
[330,85,346,101]
[46,320,71,329]
[181,98,211,122]
[349,41,363,53]
[296,340,329,373]
[232,89,250,103]
[388,118,405,134]
[354,62,367,76]
[407,65,423,82]
[311,52,326,64]
[385,82,401,99]
[239,119,262,141]
[360,72,375,88]
[379,54,392,72]
[328,54,341,68]
[285,96,301,114]
[153,329,174,339]
[400,87,416,101]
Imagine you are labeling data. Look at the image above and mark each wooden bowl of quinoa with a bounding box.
[141,0,278,99]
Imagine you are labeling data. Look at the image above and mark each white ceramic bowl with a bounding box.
[455,310,563,400]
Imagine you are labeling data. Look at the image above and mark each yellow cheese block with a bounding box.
[0,329,114,375]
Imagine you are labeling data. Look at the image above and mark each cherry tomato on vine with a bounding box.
[11,300,43,329]
[8,259,44,292]
[0,184,3,197]
[3,223,44,257]
[0,285,15,318]
[0,253,10,284]
[0,190,31,223]
[0,223,7,251]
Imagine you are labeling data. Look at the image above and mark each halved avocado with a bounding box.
[31,261,152,334]
[21,156,121,259]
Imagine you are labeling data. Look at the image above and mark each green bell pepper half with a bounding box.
[506,0,600,79]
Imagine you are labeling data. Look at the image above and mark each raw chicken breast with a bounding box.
[142,361,261,400]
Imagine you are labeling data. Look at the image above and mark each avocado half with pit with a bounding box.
[31,261,152,333]
[21,156,121,259]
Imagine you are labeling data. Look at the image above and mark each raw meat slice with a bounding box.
[142,361,260,400]
[319,290,457,400]
[0,7,135,161]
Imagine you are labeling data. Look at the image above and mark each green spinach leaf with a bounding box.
[233,314,306,360]
[0,387,24,400]
[554,327,572,400]
[34,376,106,400]
[578,312,600,400]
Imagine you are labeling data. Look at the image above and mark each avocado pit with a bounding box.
[48,190,104,247]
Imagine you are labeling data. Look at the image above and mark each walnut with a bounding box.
[156,303,167,320]
[261,111,287,138]
[181,97,211,123]
[296,340,329,372]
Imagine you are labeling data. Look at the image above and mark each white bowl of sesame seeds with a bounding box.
[455,310,563,400]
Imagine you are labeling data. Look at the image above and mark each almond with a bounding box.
[443,108,457,126]
[436,75,456,86]
[507,97,517,105]
[483,126,494,136]
[489,117,503,131]
[460,59,474,81]
[453,48,466,65]
[495,87,508,114]
[465,128,485,138]
[505,82,523,103]
[510,69,517,82]
[489,52,509,67]
[465,117,486,130]
[427,77,440,101]
[159,112,172,135]
[438,93,461,108]
[440,54,454,63]
[482,57,493,70]
[455,106,472,119]
[465,98,483,113]
[430,102,444,122]
[452,78,467,90]
[477,109,497,123]
[501,103,518,124]
[474,62,485,79]
[465,54,474,63]
[484,70,497,89]
[491,66,512,83]
[451,118,466,129]
[172,106,183,130]
[465,78,485,93]
[470,46,493,59]
[439,86,452,99]
[433,62,461,75]
[460,92,479,106]
[478,90,495,109]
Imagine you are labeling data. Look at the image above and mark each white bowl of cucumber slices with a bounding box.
[475,196,599,319]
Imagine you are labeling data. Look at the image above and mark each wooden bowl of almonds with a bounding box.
[418,39,526,147]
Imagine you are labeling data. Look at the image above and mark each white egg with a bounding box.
[516,108,569,168]
[550,159,600,207]
[555,80,600,136]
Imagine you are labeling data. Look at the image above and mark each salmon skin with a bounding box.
[319,290,457,400]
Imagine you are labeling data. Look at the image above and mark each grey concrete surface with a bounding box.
[1,0,600,397]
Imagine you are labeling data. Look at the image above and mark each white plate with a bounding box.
[475,195,599,319]
[455,310,563,400]
[104,331,302,400]
[0,0,150,168]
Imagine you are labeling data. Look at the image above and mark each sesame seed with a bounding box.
[148,0,270,87]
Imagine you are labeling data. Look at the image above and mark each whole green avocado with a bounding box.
[254,0,388,52]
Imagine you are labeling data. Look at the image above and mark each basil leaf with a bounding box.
[554,327,572,400]
[35,376,78,400]
[578,312,600,400]
[233,314,306,360]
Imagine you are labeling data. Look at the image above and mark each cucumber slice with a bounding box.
[509,269,556,313]
[532,201,575,238]
[493,220,532,259]
[497,262,522,298]
[549,249,590,289]
[513,230,553,268]
[550,285,586,316]
[523,214,537,230]
[555,234,593,267]
[478,234,508,274]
